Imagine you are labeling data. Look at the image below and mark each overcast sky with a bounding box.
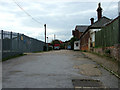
[0,0,119,42]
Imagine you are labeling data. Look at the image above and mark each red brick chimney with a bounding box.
[97,3,102,20]
[90,18,94,25]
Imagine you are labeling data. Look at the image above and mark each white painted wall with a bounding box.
[74,41,80,50]
[90,29,101,43]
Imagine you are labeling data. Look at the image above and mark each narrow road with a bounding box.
[2,50,118,88]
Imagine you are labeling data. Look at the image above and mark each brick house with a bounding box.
[72,25,88,50]
[80,3,111,51]
[72,25,88,40]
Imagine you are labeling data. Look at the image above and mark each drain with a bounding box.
[72,79,105,89]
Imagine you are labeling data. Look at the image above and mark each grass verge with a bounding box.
[86,51,118,63]
[82,51,120,79]
[2,54,27,62]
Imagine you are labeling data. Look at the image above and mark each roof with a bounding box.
[90,16,111,28]
[75,25,89,32]
[104,16,119,26]
[80,16,111,39]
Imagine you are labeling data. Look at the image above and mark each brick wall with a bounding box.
[94,44,120,61]
[80,31,90,51]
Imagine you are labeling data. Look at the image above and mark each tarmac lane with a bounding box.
[2,50,119,88]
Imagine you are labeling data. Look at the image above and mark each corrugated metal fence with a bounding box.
[0,30,46,60]
[95,17,119,47]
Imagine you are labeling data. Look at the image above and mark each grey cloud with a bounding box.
[0,1,118,42]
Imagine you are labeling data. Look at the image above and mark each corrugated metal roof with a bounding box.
[75,25,89,32]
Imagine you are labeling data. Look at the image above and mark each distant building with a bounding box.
[72,25,89,40]
[72,26,88,50]
[74,41,80,51]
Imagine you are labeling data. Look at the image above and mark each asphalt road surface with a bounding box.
[2,50,119,88]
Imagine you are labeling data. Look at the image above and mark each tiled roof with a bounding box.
[90,16,111,28]
[75,25,89,32]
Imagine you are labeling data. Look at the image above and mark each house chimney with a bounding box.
[90,18,94,25]
[97,3,102,20]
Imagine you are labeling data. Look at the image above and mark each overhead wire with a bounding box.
[13,0,43,25]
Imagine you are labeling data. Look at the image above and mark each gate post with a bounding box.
[17,33,19,52]
[10,31,12,52]
[0,30,3,61]
[118,1,120,88]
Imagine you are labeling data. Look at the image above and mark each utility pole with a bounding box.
[118,1,120,75]
[44,24,47,51]
[47,37,48,43]
[54,34,56,40]
[44,24,46,46]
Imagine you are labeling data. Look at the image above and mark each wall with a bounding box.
[90,29,101,48]
[94,44,120,61]
[80,31,90,51]
[95,17,119,47]
[94,16,120,61]
[0,31,2,61]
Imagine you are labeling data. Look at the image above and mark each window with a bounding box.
[76,43,78,47]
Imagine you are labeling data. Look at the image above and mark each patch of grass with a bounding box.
[2,54,26,62]
[81,51,120,79]
[33,50,50,53]
[83,50,87,52]
[33,51,44,53]
[88,51,118,63]
[94,46,103,48]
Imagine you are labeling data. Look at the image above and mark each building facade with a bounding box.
[80,3,111,51]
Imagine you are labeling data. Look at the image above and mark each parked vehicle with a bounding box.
[67,45,71,50]
[54,44,60,50]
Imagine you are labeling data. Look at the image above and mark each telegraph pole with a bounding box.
[118,1,120,77]
[44,24,47,51]
[44,24,46,46]
[54,34,56,40]
[47,37,48,43]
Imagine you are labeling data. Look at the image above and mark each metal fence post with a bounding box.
[1,30,3,61]
[10,31,12,52]
[17,33,19,52]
